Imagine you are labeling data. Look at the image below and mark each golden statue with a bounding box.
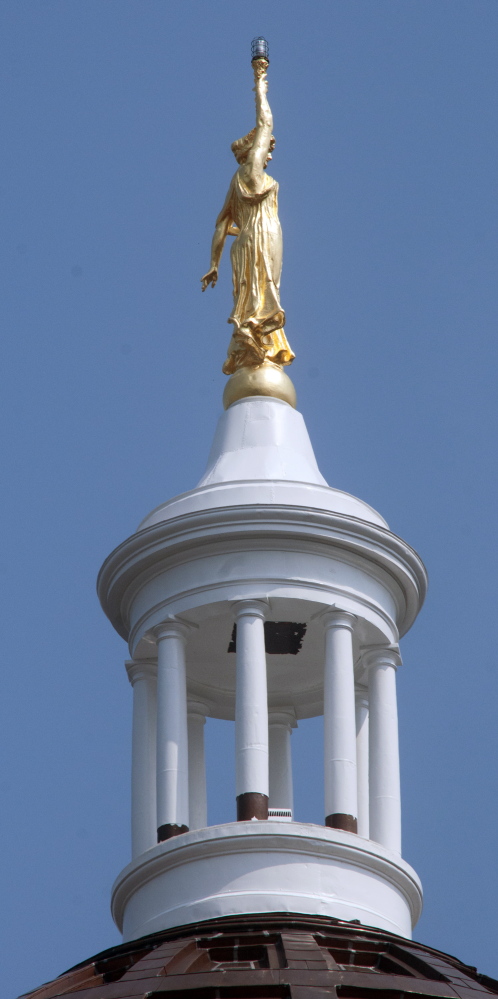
[201,38,296,408]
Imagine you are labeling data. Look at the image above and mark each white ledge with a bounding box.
[111,821,422,943]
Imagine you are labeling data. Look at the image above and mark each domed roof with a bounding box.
[18,913,498,999]
[139,398,388,532]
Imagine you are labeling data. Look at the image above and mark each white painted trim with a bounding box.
[111,821,423,942]
[129,573,399,657]
[139,479,389,532]
[98,505,427,646]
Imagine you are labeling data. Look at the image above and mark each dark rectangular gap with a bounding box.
[228,623,306,655]
[337,989,430,999]
[154,987,290,999]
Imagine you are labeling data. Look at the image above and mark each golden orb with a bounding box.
[223,361,297,410]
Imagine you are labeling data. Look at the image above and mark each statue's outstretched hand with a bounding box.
[201,268,218,292]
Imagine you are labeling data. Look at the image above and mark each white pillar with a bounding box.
[233,599,269,820]
[355,685,369,839]
[126,660,157,858]
[366,647,402,854]
[323,609,358,832]
[268,710,295,814]
[154,621,190,841]
[187,700,208,830]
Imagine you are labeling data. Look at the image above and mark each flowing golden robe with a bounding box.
[217,171,295,374]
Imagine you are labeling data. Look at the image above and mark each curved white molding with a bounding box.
[111,821,422,943]
[139,479,389,531]
[125,659,157,685]
[98,505,427,646]
[128,573,398,658]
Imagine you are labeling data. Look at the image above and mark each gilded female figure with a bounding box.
[201,59,294,375]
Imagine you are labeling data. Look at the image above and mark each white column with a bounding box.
[366,647,402,854]
[355,685,369,839]
[268,709,295,814]
[126,660,157,858]
[323,609,358,832]
[154,620,190,841]
[187,700,208,830]
[233,599,269,820]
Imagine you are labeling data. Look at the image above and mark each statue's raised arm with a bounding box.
[240,60,273,192]
[201,38,295,407]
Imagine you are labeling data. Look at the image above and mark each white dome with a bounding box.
[139,397,388,531]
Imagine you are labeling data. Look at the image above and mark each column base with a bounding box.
[237,792,269,820]
[326,813,357,833]
[157,823,189,842]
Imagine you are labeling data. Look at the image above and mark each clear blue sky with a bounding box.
[1,3,497,997]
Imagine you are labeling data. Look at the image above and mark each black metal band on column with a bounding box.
[237,792,269,821]
[157,823,189,842]
[326,813,358,834]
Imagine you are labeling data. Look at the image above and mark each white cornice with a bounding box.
[98,504,427,643]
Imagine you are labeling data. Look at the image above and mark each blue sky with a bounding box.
[1,2,498,996]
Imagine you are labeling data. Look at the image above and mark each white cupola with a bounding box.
[98,393,426,944]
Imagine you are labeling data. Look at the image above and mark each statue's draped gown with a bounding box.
[217,171,295,374]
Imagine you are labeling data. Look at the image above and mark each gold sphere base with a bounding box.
[223,362,297,410]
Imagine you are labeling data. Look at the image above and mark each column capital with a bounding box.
[232,598,268,620]
[355,683,369,707]
[320,607,357,633]
[125,659,157,685]
[187,699,210,718]
[268,708,297,729]
[363,645,402,670]
[151,617,195,643]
